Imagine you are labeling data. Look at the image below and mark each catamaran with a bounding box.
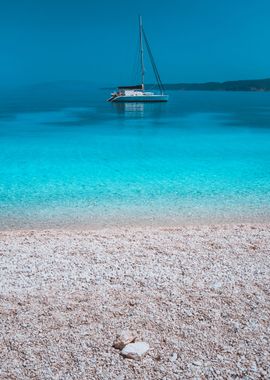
[107,16,169,103]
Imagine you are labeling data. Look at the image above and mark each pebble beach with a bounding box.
[0,223,269,379]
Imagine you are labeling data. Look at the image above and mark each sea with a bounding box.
[0,84,270,229]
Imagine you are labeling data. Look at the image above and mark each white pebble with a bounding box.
[121,342,150,360]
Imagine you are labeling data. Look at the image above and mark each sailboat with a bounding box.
[107,16,169,103]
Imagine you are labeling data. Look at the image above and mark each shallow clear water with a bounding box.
[0,87,270,228]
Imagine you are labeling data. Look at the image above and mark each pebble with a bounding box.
[121,342,150,360]
[170,353,178,362]
[192,360,202,366]
[113,330,136,350]
[212,281,222,289]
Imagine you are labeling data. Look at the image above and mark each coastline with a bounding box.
[1,203,270,231]
[1,223,269,379]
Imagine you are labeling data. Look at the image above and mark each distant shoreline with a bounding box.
[163,77,270,91]
[104,77,270,92]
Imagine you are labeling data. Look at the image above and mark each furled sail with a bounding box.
[118,85,143,90]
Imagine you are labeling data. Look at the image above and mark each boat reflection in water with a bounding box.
[113,101,167,123]
[115,102,145,117]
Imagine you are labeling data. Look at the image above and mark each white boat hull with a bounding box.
[108,94,169,103]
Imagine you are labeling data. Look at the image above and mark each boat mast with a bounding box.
[139,15,145,91]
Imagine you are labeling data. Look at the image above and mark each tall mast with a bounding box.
[139,15,145,90]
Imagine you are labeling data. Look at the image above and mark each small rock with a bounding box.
[251,362,257,372]
[116,376,125,380]
[212,281,222,289]
[170,352,178,362]
[192,360,202,366]
[113,331,136,350]
[185,310,193,317]
[121,342,150,360]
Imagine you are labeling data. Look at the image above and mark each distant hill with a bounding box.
[162,78,270,91]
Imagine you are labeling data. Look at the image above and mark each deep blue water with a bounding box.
[0,86,270,228]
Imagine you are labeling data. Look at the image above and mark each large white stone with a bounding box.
[121,342,150,360]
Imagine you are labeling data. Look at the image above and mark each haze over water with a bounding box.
[0,86,270,229]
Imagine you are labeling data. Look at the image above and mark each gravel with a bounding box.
[0,223,269,379]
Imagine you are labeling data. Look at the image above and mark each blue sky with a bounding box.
[1,0,270,86]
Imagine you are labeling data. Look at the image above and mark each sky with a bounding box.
[0,0,270,87]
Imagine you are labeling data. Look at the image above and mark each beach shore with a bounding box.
[0,223,269,379]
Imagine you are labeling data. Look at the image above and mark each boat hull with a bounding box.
[109,94,169,103]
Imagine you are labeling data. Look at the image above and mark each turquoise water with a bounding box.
[0,88,270,228]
